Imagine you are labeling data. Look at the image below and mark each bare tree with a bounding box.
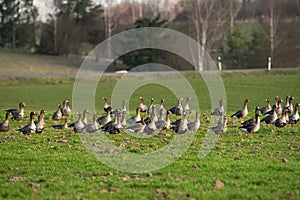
[260,0,280,62]
[191,0,227,71]
[228,0,241,32]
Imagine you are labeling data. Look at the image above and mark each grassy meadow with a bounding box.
[0,51,300,199]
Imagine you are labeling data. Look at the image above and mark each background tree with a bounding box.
[118,15,168,69]
[222,28,248,69]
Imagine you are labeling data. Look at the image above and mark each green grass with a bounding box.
[0,69,300,199]
[0,50,81,77]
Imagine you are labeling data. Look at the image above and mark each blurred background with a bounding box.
[0,0,299,71]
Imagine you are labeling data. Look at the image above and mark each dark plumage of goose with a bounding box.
[241,106,260,127]
[168,97,183,116]
[35,110,46,133]
[171,111,188,134]
[52,104,62,120]
[258,99,271,115]
[19,111,37,135]
[239,111,260,137]
[155,110,171,131]
[126,117,146,134]
[283,96,294,115]
[0,112,11,132]
[51,118,68,129]
[6,102,25,121]
[103,111,122,134]
[273,109,289,128]
[97,107,112,126]
[61,100,72,117]
[261,105,278,124]
[211,99,224,116]
[126,107,141,125]
[288,103,299,124]
[211,116,228,136]
[102,96,114,115]
[231,99,250,121]
[84,113,99,133]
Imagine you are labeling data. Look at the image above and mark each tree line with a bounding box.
[0,0,300,70]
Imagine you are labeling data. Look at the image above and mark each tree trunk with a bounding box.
[12,23,16,50]
[131,0,136,23]
[229,0,234,33]
[54,18,57,53]
[269,0,275,60]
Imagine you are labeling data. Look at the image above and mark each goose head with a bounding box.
[19,102,26,109]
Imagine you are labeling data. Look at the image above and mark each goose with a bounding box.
[104,111,122,134]
[35,110,46,133]
[120,99,128,113]
[0,112,11,132]
[61,100,72,117]
[275,97,283,115]
[288,103,299,124]
[139,97,148,113]
[84,113,99,133]
[82,110,89,125]
[157,107,165,123]
[258,99,271,115]
[144,110,158,135]
[51,118,68,129]
[231,99,250,121]
[126,117,146,134]
[159,99,166,113]
[239,111,260,137]
[103,96,112,113]
[187,111,200,132]
[171,111,188,134]
[168,97,183,116]
[211,99,224,116]
[74,112,85,133]
[284,96,294,115]
[150,105,158,123]
[102,109,118,132]
[97,107,112,126]
[19,111,37,135]
[241,106,260,127]
[52,104,62,120]
[211,116,228,136]
[126,107,141,125]
[264,97,282,116]
[148,98,155,115]
[121,110,127,128]
[155,110,171,131]
[273,109,289,128]
[183,97,192,114]
[6,102,25,121]
[261,105,278,124]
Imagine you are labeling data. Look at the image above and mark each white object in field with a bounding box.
[115,70,128,74]
[268,57,272,71]
[218,56,222,71]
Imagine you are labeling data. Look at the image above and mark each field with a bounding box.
[0,51,300,199]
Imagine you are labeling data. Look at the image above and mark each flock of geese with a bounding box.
[0,96,299,137]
